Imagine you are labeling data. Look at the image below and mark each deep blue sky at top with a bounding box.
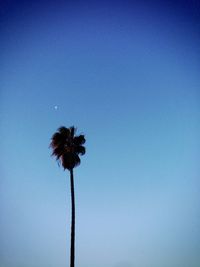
[1,1,200,267]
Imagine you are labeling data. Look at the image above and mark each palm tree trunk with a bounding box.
[70,168,75,267]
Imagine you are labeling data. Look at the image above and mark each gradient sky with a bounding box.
[1,1,200,267]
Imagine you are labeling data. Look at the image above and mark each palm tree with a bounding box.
[50,126,86,267]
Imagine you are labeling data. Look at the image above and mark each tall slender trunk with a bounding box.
[70,168,75,267]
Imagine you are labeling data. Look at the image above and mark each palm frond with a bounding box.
[51,146,65,160]
[58,126,70,138]
[62,152,80,170]
[51,132,63,147]
[69,126,76,138]
[73,135,86,145]
[75,145,86,155]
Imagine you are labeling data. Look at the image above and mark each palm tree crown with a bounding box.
[50,126,86,170]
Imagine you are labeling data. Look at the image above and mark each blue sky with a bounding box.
[1,1,200,267]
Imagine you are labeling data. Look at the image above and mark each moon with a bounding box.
[54,105,58,110]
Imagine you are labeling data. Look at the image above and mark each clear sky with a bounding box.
[1,1,200,267]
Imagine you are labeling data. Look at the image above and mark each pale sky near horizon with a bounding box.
[1,1,200,267]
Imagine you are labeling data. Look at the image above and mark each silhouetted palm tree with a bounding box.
[50,126,86,267]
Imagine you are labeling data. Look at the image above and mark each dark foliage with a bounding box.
[50,126,86,170]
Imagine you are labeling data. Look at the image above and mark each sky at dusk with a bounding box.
[1,1,200,267]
